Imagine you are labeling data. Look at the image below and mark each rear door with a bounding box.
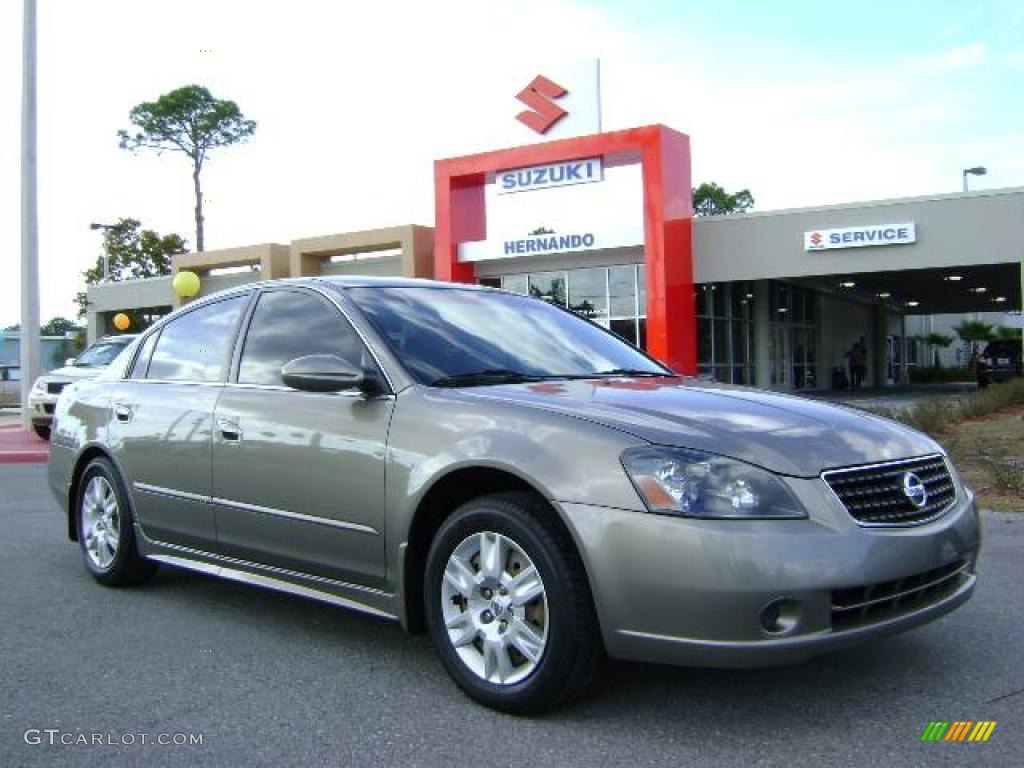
[109,294,250,551]
[211,287,393,587]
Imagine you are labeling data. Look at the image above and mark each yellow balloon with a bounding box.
[172,270,201,298]
[113,313,131,331]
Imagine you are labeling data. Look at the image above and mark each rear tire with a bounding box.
[424,492,602,713]
[77,457,157,587]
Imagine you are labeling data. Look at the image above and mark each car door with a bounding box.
[108,294,250,552]
[211,287,393,588]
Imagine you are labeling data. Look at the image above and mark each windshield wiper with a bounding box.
[431,369,549,388]
[589,368,669,377]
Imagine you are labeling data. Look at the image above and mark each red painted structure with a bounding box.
[433,124,696,374]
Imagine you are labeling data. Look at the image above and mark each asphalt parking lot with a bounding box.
[1,464,1021,767]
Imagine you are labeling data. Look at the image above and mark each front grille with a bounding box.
[822,455,956,526]
[831,559,969,631]
[46,382,66,395]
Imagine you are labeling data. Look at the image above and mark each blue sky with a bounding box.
[1,0,1021,326]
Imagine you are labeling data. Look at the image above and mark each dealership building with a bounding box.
[85,66,1023,391]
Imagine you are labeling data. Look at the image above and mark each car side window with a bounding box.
[238,290,366,387]
[147,296,247,382]
[128,331,160,379]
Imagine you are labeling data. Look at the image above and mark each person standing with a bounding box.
[852,337,868,389]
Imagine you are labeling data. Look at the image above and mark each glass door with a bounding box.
[770,326,789,387]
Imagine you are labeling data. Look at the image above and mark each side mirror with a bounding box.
[281,355,364,393]
[65,357,77,367]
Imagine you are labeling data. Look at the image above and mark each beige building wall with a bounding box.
[84,226,435,342]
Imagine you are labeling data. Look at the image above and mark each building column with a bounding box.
[900,315,910,385]
[87,310,104,345]
[873,303,887,388]
[754,281,771,388]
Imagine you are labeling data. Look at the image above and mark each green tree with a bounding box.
[922,332,954,368]
[994,325,1023,341]
[118,84,257,252]
[693,182,755,216]
[953,320,995,370]
[74,218,186,320]
[40,317,83,336]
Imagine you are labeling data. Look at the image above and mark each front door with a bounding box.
[211,288,392,588]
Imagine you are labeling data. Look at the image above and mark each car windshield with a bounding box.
[346,286,671,387]
[74,340,131,367]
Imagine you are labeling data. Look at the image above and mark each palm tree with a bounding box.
[994,325,1023,342]
[953,321,994,373]
[953,321,994,353]
[922,332,954,368]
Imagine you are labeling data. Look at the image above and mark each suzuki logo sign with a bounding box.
[515,75,569,134]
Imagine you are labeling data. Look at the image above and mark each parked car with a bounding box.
[29,335,137,439]
[0,364,20,408]
[977,339,1023,388]
[49,278,980,713]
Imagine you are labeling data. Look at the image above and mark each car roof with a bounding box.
[312,276,488,290]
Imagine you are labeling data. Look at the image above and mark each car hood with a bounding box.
[39,365,107,383]
[456,377,942,477]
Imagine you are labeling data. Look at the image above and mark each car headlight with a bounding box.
[31,378,46,394]
[621,446,807,519]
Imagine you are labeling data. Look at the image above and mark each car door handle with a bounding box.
[113,403,133,423]
[217,418,242,442]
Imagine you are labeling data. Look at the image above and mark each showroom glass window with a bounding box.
[147,296,247,382]
[499,265,647,347]
[238,290,366,386]
[697,281,756,384]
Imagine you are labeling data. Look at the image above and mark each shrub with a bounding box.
[908,366,973,384]
[885,378,1024,437]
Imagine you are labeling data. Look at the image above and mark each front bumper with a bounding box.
[27,392,58,427]
[560,477,980,668]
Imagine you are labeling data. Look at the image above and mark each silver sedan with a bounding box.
[48,277,980,713]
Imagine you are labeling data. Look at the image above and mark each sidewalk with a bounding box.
[0,410,49,463]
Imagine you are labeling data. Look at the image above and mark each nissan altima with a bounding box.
[48,277,980,713]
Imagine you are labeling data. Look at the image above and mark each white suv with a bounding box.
[28,335,136,439]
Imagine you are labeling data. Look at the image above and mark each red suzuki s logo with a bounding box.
[515,75,569,134]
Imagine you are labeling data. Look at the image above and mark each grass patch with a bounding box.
[875,378,1024,437]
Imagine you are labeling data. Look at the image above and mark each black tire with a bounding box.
[33,425,50,440]
[424,491,602,713]
[76,457,157,587]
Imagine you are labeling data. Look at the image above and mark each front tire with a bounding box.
[424,492,602,713]
[77,458,156,587]
[33,424,50,440]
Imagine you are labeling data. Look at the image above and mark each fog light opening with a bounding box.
[760,598,802,636]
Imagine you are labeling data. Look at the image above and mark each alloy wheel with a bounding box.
[81,475,120,570]
[440,531,549,685]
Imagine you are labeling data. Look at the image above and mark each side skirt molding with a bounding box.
[138,532,399,622]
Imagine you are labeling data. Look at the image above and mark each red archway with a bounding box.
[433,124,696,374]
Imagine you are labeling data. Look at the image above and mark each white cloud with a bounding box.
[913,43,988,74]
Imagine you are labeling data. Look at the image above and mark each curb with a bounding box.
[0,450,49,464]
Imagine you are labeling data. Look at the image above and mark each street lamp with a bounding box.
[962,166,987,192]
[90,222,116,281]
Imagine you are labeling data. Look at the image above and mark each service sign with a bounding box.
[804,222,916,251]
[497,158,603,195]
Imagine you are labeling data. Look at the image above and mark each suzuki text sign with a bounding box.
[497,158,603,194]
[805,222,916,251]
